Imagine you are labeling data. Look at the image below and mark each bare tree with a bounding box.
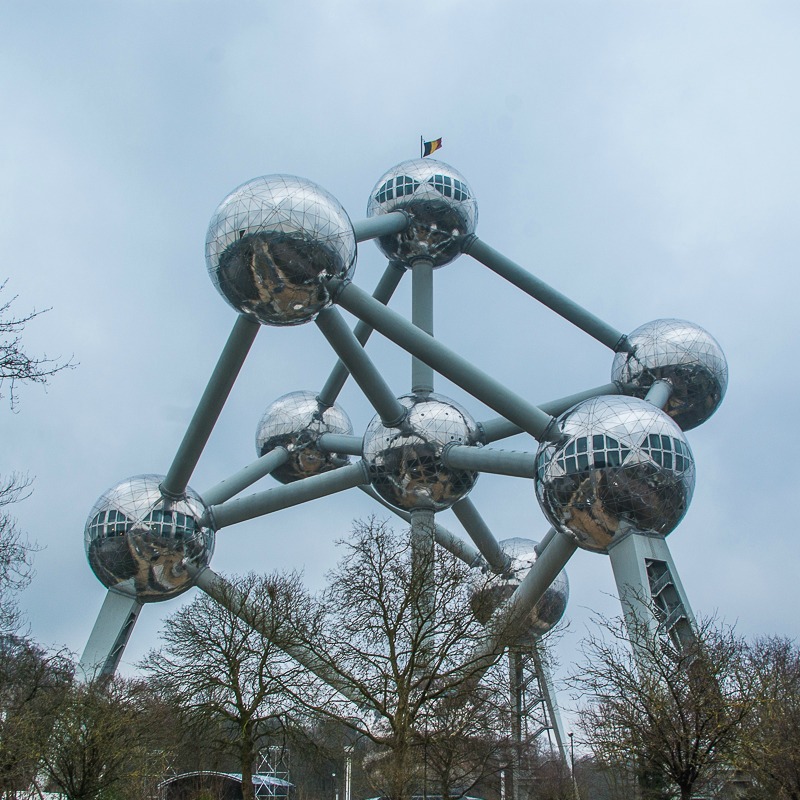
[570,610,756,800]
[37,675,156,800]
[292,517,511,800]
[140,571,311,800]
[0,282,73,410]
[0,636,72,798]
[0,282,73,636]
[0,474,37,638]
[737,636,800,800]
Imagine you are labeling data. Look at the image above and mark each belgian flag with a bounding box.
[421,137,443,157]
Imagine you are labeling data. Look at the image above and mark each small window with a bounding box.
[566,456,577,473]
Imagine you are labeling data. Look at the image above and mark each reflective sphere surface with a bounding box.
[84,475,214,602]
[612,319,728,430]
[206,175,357,326]
[255,390,353,484]
[366,159,477,268]
[535,396,695,553]
[470,537,569,643]
[362,393,480,511]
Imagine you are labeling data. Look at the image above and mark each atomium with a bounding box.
[255,390,353,484]
[366,159,477,268]
[612,318,728,430]
[206,175,357,326]
[362,392,481,511]
[470,537,569,644]
[534,396,696,553]
[81,154,727,760]
[84,475,214,602]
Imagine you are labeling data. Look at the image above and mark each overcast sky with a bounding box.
[2,0,799,737]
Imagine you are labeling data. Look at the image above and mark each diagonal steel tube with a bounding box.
[329,279,560,443]
[455,530,578,685]
[645,378,673,410]
[316,307,406,427]
[451,498,512,574]
[193,566,365,705]
[462,236,631,353]
[207,461,369,530]
[478,382,623,444]
[161,314,260,499]
[201,448,290,507]
[318,261,405,407]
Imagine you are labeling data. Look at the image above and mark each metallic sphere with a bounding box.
[366,159,477,268]
[206,175,357,326]
[255,390,353,484]
[612,318,728,430]
[470,537,569,643]
[362,392,481,511]
[84,475,214,602]
[534,396,696,553]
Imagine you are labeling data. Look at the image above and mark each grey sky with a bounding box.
[1,0,798,730]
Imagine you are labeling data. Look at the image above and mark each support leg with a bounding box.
[608,533,696,653]
[78,591,142,681]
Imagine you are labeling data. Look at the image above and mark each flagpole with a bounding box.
[420,135,423,158]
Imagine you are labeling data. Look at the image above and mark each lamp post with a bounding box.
[568,732,576,797]
[333,772,338,800]
[345,746,353,800]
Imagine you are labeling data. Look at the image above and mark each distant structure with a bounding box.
[79,158,727,772]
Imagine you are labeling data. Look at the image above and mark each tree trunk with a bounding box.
[240,729,255,800]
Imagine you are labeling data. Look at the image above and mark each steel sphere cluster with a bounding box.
[534,396,696,553]
[84,475,214,602]
[84,157,728,615]
[470,537,569,644]
[255,390,353,484]
[362,393,481,511]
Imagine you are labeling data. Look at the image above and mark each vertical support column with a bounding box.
[608,533,696,654]
[410,506,436,669]
[411,259,434,394]
[78,591,142,681]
